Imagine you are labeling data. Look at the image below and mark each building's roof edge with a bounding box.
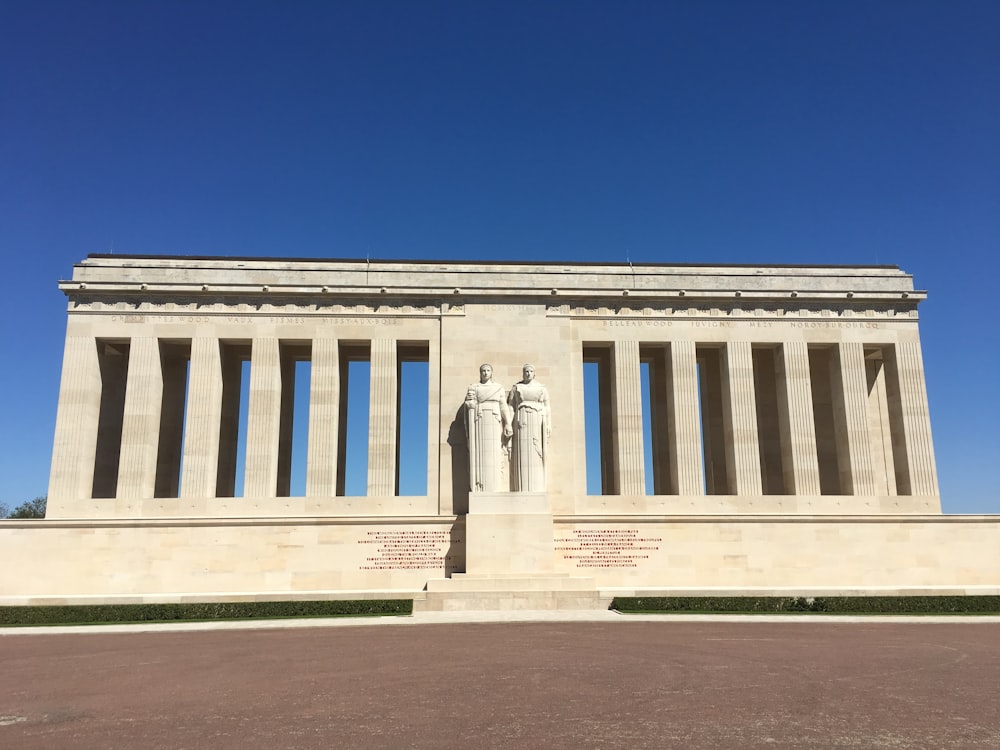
[82,253,901,271]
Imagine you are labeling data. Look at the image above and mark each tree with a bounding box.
[6,496,47,519]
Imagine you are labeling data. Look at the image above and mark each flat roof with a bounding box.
[84,253,899,271]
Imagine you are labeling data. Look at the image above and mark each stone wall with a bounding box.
[2,516,998,603]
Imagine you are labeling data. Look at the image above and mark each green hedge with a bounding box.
[0,599,412,626]
[611,596,1000,615]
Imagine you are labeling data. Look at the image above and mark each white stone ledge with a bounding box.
[60,281,924,302]
[2,516,462,529]
[9,514,997,529]
[0,589,425,607]
[556,514,1000,524]
[574,494,942,515]
[45,495,441,519]
[604,585,1000,597]
[62,256,921,298]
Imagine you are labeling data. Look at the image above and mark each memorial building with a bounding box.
[2,254,998,609]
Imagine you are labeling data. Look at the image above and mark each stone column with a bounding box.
[306,337,340,497]
[886,339,940,497]
[832,342,877,495]
[367,338,398,496]
[180,338,223,498]
[865,354,897,496]
[722,341,763,495]
[47,335,102,510]
[243,337,282,497]
[776,341,821,495]
[667,340,704,495]
[116,337,163,499]
[612,340,645,495]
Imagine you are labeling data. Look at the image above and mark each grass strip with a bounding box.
[611,596,1000,615]
[0,599,412,627]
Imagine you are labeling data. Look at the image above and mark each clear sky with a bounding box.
[1,1,997,513]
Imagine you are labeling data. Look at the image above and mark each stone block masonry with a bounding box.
[2,255,994,606]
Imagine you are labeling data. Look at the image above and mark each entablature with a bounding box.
[60,255,927,309]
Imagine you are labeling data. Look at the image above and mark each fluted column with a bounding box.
[866,355,896,496]
[888,339,940,497]
[722,341,763,495]
[833,342,877,495]
[243,337,282,497]
[306,337,340,497]
[367,339,398,496]
[667,340,704,495]
[47,335,102,510]
[611,340,645,494]
[776,341,821,495]
[116,337,163,499]
[180,338,223,498]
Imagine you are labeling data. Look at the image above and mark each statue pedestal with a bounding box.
[465,492,554,576]
[418,492,604,611]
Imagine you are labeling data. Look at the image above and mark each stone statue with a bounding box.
[464,364,513,493]
[507,363,551,492]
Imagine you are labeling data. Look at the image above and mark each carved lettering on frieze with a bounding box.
[604,319,672,327]
[789,321,884,329]
[103,313,411,325]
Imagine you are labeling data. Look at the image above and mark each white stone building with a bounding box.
[1,255,997,609]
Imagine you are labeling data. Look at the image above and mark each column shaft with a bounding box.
[667,340,704,495]
[367,339,398,496]
[888,339,940,497]
[776,341,821,495]
[116,337,163,499]
[612,340,645,494]
[180,338,223,498]
[866,356,896,496]
[243,337,282,497]
[47,335,102,511]
[306,337,340,497]
[833,342,877,495]
[722,341,763,495]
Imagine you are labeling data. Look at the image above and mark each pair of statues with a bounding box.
[464,363,550,493]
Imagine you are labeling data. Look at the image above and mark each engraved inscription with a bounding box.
[106,314,406,325]
[555,528,662,568]
[357,530,455,570]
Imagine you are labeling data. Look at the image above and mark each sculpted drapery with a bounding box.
[507,364,551,492]
[464,364,513,493]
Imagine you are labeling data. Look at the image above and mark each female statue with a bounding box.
[464,364,512,493]
[507,363,551,492]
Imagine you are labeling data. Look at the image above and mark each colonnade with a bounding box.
[589,339,939,498]
[48,334,431,505]
[48,329,939,512]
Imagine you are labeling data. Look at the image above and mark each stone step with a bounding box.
[416,574,610,612]
[415,589,610,613]
[426,574,597,593]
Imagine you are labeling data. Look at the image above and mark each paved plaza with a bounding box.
[3,618,999,749]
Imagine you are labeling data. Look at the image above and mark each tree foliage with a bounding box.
[5,496,47,519]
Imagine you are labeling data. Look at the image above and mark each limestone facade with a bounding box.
[4,255,996,605]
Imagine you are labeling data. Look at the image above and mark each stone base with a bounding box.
[418,574,605,612]
[427,491,607,610]
[466,491,555,576]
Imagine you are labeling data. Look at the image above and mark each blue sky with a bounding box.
[1,1,997,512]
